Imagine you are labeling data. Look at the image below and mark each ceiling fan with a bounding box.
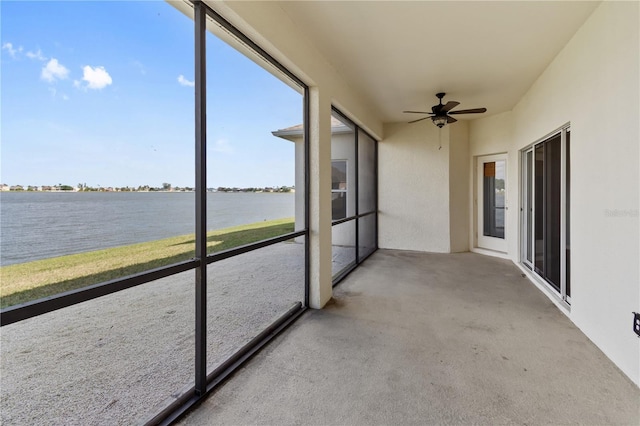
[404,93,487,128]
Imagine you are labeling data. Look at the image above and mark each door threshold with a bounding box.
[471,247,510,260]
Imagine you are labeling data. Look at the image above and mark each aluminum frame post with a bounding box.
[194,0,207,396]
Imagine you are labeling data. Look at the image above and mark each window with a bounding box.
[331,160,347,220]
[329,108,378,283]
[483,160,506,238]
[522,125,570,303]
[477,154,507,252]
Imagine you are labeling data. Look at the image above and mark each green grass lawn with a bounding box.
[0,218,294,309]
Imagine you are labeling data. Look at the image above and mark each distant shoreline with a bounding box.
[0,189,295,194]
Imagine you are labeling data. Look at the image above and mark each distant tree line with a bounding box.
[214,186,294,193]
[3,183,294,193]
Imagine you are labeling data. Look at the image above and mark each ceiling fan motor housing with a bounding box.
[403,93,487,127]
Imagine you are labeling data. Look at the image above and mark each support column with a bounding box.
[308,87,332,309]
[193,0,207,395]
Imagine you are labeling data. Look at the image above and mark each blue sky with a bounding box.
[1,1,302,188]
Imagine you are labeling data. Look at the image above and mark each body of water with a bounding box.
[0,192,294,266]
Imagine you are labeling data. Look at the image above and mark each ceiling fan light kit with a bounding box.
[403,92,487,128]
[432,116,448,128]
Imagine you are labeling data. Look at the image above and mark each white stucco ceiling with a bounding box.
[277,1,600,123]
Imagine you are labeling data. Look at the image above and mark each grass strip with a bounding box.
[0,218,294,309]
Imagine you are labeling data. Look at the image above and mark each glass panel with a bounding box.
[566,130,571,297]
[544,134,562,290]
[525,150,533,263]
[332,220,357,278]
[330,112,356,219]
[358,214,376,262]
[534,144,545,275]
[0,1,194,308]
[482,160,505,238]
[358,130,376,214]
[0,272,195,424]
[206,241,305,371]
[205,28,303,248]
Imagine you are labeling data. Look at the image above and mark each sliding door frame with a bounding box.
[520,123,570,306]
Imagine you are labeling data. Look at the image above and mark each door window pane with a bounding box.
[566,131,571,297]
[525,150,533,263]
[525,128,569,300]
[544,134,562,290]
[483,160,505,238]
[534,144,545,274]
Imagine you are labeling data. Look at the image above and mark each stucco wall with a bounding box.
[379,122,451,252]
[470,2,639,385]
[449,122,470,252]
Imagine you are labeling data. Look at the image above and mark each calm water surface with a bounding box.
[0,192,294,266]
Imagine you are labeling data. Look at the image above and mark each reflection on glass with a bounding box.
[533,134,562,291]
[483,160,505,238]
[544,134,561,290]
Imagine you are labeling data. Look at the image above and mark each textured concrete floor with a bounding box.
[179,250,640,425]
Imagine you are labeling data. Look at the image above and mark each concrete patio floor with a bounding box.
[179,249,639,425]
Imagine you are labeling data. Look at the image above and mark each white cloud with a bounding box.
[2,42,22,58]
[177,75,194,87]
[26,49,46,61]
[212,138,233,154]
[81,65,112,90]
[41,58,69,82]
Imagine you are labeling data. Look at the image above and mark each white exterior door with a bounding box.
[477,154,507,252]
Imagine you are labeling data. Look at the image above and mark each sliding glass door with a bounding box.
[522,126,570,303]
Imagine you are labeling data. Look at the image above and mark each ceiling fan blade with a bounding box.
[446,116,458,124]
[440,101,460,113]
[408,117,430,124]
[448,108,487,115]
[403,110,431,114]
